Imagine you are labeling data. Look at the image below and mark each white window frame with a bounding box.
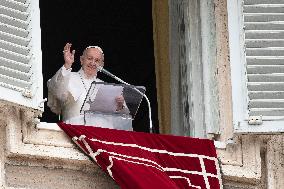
[0,0,43,111]
[169,0,205,138]
[227,0,284,133]
[0,0,57,129]
[169,0,220,138]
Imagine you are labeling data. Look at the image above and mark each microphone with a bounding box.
[97,66,116,79]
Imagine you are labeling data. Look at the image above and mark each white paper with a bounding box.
[90,84,124,113]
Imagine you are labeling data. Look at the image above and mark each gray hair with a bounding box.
[85,46,104,54]
[82,46,104,62]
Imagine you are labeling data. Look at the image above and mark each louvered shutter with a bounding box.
[227,0,284,133]
[245,0,284,120]
[244,0,284,131]
[0,0,42,110]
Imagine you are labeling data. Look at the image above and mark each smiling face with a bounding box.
[80,48,104,78]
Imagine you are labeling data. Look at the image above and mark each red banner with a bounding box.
[58,122,222,189]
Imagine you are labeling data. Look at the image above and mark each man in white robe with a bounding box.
[47,43,132,130]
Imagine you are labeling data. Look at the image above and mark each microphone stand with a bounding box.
[98,66,154,133]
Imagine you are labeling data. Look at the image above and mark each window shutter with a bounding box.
[228,0,284,133]
[245,0,284,120]
[0,0,42,110]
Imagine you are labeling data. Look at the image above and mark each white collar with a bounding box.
[79,68,97,80]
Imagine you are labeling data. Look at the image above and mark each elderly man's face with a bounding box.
[80,48,104,78]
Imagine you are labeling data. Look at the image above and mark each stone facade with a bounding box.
[0,102,118,189]
[214,0,284,188]
[0,0,283,188]
[0,102,282,188]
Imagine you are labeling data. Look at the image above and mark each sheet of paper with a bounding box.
[90,84,124,113]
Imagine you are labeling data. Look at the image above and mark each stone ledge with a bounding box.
[1,100,118,189]
[5,164,118,189]
[22,123,74,148]
[3,104,95,171]
[217,135,262,185]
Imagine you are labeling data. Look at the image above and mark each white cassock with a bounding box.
[47,66,132,131]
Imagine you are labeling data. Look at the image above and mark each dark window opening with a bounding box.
[39,0,159,133]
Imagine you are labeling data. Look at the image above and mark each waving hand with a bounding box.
[63,43,75,69]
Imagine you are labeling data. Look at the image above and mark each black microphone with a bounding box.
[97,66,116,78]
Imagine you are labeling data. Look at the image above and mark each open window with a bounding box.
[39,1,158,132]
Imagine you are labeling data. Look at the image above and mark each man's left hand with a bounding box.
[115,95,125,111]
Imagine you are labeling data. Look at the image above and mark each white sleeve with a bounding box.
[47,66,72,114]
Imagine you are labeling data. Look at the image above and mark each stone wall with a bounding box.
[214,0,284,188]
[0,102,118,189]
[0,0,283,188]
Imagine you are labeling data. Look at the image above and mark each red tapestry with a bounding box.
[58,122,222,189]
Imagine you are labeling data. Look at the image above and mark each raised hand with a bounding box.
[63,43,75,69]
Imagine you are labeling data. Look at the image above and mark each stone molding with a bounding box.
[0,102,119,188]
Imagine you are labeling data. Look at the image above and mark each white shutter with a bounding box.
[245,0,284,120]
[227,0,284,133]
[0,0,42,110]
